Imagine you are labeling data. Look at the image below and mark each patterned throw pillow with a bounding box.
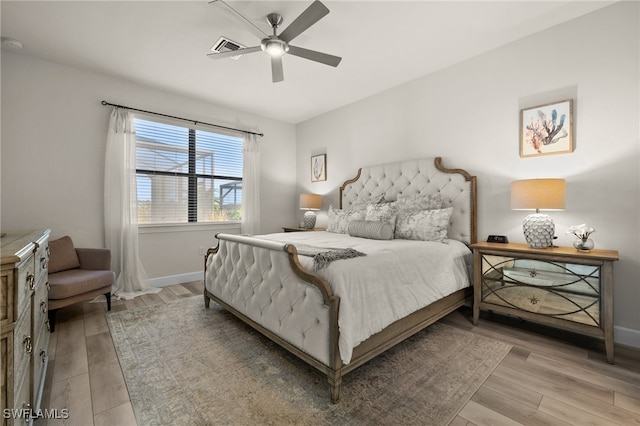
[365,203,398,233]
[394,207,453,242]
[348,220,394,240]
[350,193,386,210]
[327,205,366,234]
[396,193,443,211]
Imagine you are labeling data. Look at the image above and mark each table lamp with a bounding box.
[299,193,322,229]
[511,179,565,248]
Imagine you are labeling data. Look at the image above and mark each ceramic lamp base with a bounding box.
[522,213,555,248]
[303,211,317,229]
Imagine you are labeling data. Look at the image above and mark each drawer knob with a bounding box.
[40,300,48,313]
[40,349,47,363]
[26,274,36,291]
[41,256,48,269]
[46,319,51,332]
[23,334,33,355]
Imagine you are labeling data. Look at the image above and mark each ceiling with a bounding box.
[1,1,613,124]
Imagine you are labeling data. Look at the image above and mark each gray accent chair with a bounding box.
[47,236,114,332]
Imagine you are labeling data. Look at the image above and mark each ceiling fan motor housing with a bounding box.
[261,13,288,57]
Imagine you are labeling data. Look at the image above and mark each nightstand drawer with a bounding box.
[480,258,601,327]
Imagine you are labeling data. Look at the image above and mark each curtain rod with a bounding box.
[101,100,264,137]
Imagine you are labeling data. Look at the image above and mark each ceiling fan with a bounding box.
[207,0,342,83]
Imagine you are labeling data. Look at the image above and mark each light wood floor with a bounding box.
[40,281,640,425]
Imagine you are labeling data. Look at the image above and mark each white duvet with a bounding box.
[258,232,472,364]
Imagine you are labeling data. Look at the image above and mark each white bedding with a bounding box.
[258,231,472,364]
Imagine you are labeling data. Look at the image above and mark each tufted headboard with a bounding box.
[339,157,477,244]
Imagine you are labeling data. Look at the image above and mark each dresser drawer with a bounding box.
[12,368,31,423]
[34,238,49,285]
[32,324,49,407]
[12,310,32,402]
[1,331,12,419]
[32,276,49,336]
[1,267,15,326]
[16,257,35,318]
[32,287,50,369]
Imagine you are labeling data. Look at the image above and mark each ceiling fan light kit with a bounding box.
[262,37,288,58]
[208,0,342,83]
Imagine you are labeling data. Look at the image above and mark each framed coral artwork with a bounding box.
[520,99,573,157]
[311,154,327,182]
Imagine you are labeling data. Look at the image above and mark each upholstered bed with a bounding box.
[204,157,477,402]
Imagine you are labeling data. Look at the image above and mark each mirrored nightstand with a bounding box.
[471,242,619,363]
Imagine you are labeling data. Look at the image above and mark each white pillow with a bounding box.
[327,205,366,234]
[394,207,453,242]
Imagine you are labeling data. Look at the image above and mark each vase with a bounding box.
[573,238,594,251]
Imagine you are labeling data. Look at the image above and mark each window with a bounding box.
[134,117,243,224]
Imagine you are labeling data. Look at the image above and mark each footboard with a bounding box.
[204,233,343,399]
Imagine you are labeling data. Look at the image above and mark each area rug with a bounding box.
[107,296,511,426]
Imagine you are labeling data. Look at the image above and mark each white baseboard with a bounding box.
[614,325,640,349]
[149,271,203,288]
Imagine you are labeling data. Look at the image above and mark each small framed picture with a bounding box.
[520,99,573,157]
[311,154,326,182]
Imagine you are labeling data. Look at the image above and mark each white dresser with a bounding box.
[1,229,51,425]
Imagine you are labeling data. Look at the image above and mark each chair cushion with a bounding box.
[48,236,81,273]
[48,269,115,300]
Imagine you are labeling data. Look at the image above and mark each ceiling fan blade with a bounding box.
[207,46,261,59]
[287,45,342,67]
[279,0,330,43]
[271,56,284,83]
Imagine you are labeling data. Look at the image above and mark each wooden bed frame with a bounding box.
[204,157,477,402]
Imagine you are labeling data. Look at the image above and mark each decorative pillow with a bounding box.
[394,207,453,242]
[326,205,366,234]
[348,220,394,240]
[365,202,398,233]
[48,236,81,273]
[396,193,443,212]
[350,193,386,210]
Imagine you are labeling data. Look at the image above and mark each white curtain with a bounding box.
[104,108,160,300]
[241,133,261,235]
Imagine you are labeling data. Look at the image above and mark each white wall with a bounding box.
[296,2,640,345]
[1,52,297,281]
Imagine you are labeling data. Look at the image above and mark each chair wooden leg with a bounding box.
[105,292,112,311]
[48,309,57,333]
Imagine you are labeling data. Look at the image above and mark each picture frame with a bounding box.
[520,99,573,158]
[311,154,326,182]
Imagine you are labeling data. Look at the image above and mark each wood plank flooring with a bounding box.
[39,281,640,425]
